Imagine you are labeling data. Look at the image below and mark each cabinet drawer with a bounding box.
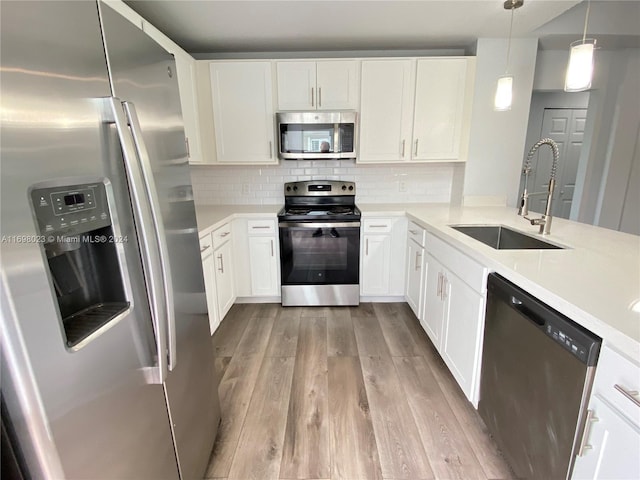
[593,346,640,428]
[247,219,276,235]
[426,232,486,293]
[364,218,394,233]
[407,221,426,247]
[212,223,232,249]
[199,233,213,257]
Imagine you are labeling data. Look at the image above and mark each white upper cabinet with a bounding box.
[359,59,415,163]
[413,58,474,161]
[359,57,475,164]
[276,60,359,111]
[209,61,277,164]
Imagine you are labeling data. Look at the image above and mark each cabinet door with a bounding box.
[201,252,220,334]
[276,61,316,110]
[173,52,203,164]
[248,236,279,296]
[441,271,484,402]
[413,58,468,161]
[359,59,415,163]
[361,234,391,295]
[572,396,640,480]
[422,253,444,348]
[405,239,424,318]
[316,60,359,110]
[210,61,276,164]
[214,241,235,320]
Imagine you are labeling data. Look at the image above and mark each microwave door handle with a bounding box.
[104,97,167,384]
[333,123,340,153]
[122,101,177,373]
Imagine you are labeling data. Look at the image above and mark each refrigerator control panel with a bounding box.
[31,182,111,236]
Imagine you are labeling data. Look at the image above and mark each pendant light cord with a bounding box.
[582,0,591,43]
[505,1,516,73]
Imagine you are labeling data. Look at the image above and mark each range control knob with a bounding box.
[342,185,347,191]
[286,186,291,192]
[293,186,298,191]
[348,185,354,191]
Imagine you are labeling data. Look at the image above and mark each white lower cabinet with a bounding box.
[572,345,640,479]
[420,232,487,403]
[405,221,426,317]
[200,234,220,335]
[360,217,407,297]
[247,219,279,296]
[214,239,235,320]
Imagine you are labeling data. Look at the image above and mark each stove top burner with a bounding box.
[284,206,356,217]
[287,208,311,215]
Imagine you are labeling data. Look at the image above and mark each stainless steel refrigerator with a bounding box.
[0,2,220,479]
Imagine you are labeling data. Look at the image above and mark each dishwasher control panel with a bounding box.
[545,324,590,363]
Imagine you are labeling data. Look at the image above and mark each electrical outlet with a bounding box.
[398,181,407,192]
[242,184,250,195]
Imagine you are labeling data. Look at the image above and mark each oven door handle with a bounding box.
[278,222,361,228]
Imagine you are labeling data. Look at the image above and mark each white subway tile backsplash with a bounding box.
[190,161,455,205]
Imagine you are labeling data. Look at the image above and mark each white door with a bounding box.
[412,58,468,161]
[276,61,316,110]
[248,236,279,296]
[405,239,424,318]
[422,254,444,348]
[316,60,359,110]
[361,234,391,295]
[440,271,484,401]
[214,241,235,320]
[529,108,587,218]
[202,250,220,334]
[359,59,415,163]
[210,61,276,164]
[571,395,640,480]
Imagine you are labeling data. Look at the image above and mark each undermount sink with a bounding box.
[450,225,564,250]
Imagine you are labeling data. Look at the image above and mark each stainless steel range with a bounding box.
[278,180,361,306]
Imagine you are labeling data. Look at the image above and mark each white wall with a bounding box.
[463,38,539,207]
[190,160,457,205]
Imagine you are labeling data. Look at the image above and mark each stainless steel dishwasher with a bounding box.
[479,273,601,480]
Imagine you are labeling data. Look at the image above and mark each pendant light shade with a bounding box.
[565,39,596,92]
[494,75,514,111]
[564,0,596,92]
[494,0,523,111]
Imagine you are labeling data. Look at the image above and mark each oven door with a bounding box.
[279,222,360,286]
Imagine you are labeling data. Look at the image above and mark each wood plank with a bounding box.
[394,356,486,479]
[352,312,391,357]
[250,302,281,318]
[327,308,358,357]
[401,306,513,479]
[373,303,422,356]
[300,306,331,317]
[349,302,376,318]
[279,317,330,479]
[360,355,434,480]
[211,304,252,357]
[265,314,301,357]
[328,356,383,480]
[234,316,275,356]
[227,356,295,480]
[206,354,265,478]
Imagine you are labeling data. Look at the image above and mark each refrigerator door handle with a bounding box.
[122,101,177,372]
[104,97,169,384]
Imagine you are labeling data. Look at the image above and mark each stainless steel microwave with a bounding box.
[276,111,357,160]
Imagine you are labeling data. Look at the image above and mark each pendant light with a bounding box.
[494,0,524,111]
[564,0,596,92]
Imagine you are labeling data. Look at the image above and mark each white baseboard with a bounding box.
[359,296,406,303]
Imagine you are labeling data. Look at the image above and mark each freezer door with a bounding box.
[0,2,180,479]
[98,4,220,479]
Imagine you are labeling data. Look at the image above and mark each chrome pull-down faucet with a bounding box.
[518,138,560,235]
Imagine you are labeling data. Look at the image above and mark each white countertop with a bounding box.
[196,202,640,359]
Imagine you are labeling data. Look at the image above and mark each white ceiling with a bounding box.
[124,0,640,54]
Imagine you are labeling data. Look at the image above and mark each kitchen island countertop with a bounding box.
[195,202,640,359]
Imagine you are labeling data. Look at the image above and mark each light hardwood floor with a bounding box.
[205,303,513,480]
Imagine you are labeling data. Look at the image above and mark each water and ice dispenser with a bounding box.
[30,182,129,349]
